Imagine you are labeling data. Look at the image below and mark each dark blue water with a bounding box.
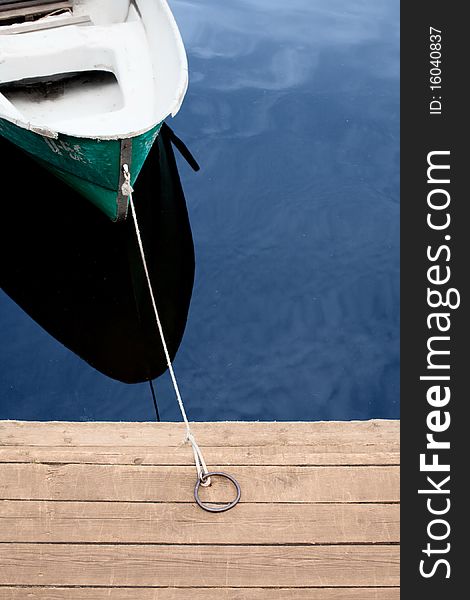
[0,0,399,422]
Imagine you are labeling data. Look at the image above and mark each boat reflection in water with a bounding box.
[0,124,197,384]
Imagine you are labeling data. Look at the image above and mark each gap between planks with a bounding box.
[0,447,400,466]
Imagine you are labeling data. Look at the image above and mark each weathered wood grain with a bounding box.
[0,500,399,544]
[0,1,71,22]
[0,463,399,503]
[0,445,399,466]
[0,544,399,587]
[0,420,399,450]
[0,587,400,600]
[0,420,400,596]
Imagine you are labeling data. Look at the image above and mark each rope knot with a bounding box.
[121,163,134,197]
[186,431,211,487]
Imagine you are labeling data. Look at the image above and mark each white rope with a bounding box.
[123,164,211,486]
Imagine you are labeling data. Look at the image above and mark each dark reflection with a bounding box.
[0,124,196,384]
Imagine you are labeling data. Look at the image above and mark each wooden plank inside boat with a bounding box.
[0,1,72,23]
[0,420,400,598]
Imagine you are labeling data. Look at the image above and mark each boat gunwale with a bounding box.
[0,0,189,141]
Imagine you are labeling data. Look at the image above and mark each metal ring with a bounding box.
[194,471,241,513]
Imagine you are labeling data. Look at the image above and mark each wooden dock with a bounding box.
[0,420,399,598]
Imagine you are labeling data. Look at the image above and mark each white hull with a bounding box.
[0,0,188,140]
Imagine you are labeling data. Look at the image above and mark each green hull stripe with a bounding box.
[0,118,120,189]
[0,118,163,221]
[37,159,121,221]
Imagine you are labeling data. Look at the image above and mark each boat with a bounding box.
[0,0,188,222]
[0,124,197,383]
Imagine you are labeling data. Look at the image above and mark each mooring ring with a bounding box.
[194,471,241,513]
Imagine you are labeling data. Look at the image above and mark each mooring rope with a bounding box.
[123,164,211,486]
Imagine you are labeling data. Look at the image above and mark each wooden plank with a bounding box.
[0,1,69,6]
[0,544,399,587]
[0,420,400,449]
[0,588,401,600]
[0,500,399,544]
[0,1,71,22]
[0,421,399,593]
[0,445,399,465]
[2,15,91,35]
[0,421,400,465]
[0,464,400,503]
